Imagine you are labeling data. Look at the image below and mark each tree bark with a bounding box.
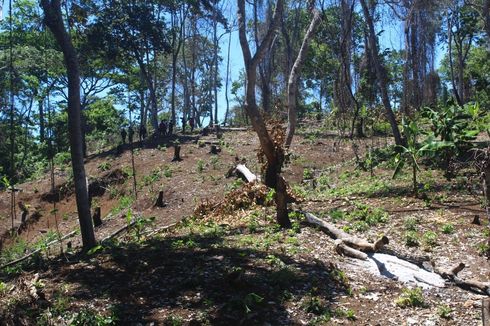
[238,0,290,227]
[41,0,96,250]
[447,16,463,106]
[360,0,404,146]
[285,9,321,147]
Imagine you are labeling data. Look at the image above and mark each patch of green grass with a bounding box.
[97,162,112,172]
[395,287,425,308]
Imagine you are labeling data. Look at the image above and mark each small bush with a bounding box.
[404,231,420,247]
[441,223,454,234]
[395,287,425,308]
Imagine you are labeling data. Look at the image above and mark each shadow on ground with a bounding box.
[1,225,347,325]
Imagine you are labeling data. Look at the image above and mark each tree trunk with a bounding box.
[285,9,321,147]
[39,99,45,143]
[448,17,463,106]
[224,30,232,126]
[41,0,96,250]
[360,0,403,146]
[238,0,290,227]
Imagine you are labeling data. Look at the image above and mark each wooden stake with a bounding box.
[154,191,167,208]
[172,145,182,162]
[92,207,102,227]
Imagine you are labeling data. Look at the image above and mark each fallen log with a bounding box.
[303,212,389,252]
[335,239,368,260]
[435,263,490,296]
[0,230,77,269]
[101,219,137,242]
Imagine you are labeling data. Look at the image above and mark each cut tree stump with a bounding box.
[472,215,481,225]
[304,212,389,253]
[92,207,102,227]
[172,145,182,162]
[154,191,167,208]
[210,145,221,154]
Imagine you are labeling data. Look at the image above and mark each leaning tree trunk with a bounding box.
[238,0,290,228]
[41,0,96,250]
[360,0,403,146]
[285,9,321,148]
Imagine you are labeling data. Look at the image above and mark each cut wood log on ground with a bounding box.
[303,212,389,259]
[226,163,258,183]
[435,262,490,296]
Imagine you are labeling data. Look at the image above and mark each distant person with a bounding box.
[128,126,134,143]
[189,117,195,132]
[168,120,174,136]
[120,128,127,144]
[181,116,186,134]
[158,120,167,137]
[139,124,147,141]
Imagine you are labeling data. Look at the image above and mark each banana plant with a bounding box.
[393,119,451,195]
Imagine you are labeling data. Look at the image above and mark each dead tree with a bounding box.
[238,0,291,227]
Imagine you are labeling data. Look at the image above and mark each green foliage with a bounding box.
[393,118,450,194]
[196,159,205,173]
[243,293,264,314]
[71,307,117,325]
[404,231,420,247]
[395,287,425,308]
[437,304,452,319]
[422,231,438,247]
[441,223,455,234]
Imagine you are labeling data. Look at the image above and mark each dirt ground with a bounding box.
[0,124,489,325]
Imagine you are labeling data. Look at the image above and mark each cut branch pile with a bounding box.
[303,212,389,260]
[194,183,272,218]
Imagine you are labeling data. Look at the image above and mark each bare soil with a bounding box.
[0,124,488,325]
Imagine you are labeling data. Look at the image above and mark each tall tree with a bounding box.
[285,7,321,147]
[360,0,403,146]
[238,0,291,227]
[41,0,96,250]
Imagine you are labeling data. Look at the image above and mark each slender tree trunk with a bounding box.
[448,16,463,106]
[171,52,178,132]
[39,99,45,143]
[485,0,490,39]
[41,0,96,250]
[213,7,219,126]
[285,9,321,147]
[360,0,403,146]
[224,29,232,126]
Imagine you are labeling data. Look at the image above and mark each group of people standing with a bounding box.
[120,117,197,145]
[120,124,147,144]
